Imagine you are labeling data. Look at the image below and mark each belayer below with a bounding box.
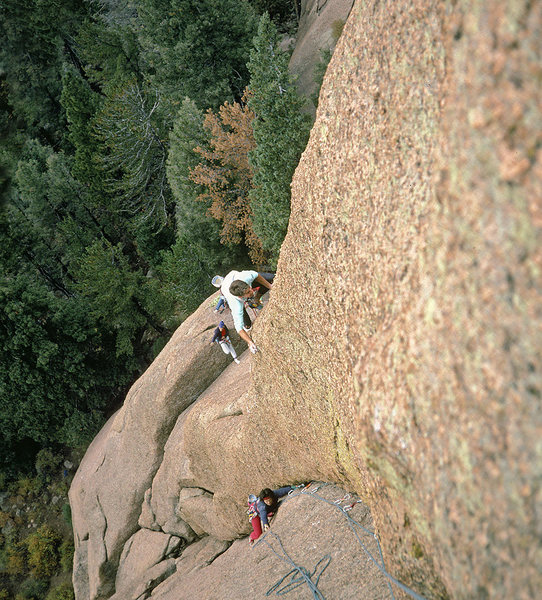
[213,294,228,314]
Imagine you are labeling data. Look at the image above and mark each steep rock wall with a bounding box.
[70,1,541,599]
[256,0,541,598]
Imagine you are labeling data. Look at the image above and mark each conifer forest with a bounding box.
[0,2,310,597]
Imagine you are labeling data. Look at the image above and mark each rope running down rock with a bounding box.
[253,483,427,600]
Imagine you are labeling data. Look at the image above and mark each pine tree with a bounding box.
[189,93,265,263]
[157,234,222,319]
[247,12,311,263]
[0,212,134,468]
[8,139,173,443]
[62,70,175,266]
[135,0,258,109]
[167,98,211,232]
[60,69,103,186]
[248,0,298,29]
[94,81,173,229]
[74,239,169,357]
[75,15,142,93]
[0,0,87,140]
[165,98,247,315]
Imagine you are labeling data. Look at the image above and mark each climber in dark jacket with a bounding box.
[248,486,293,545]
[256,487,293,529]
[210,321,240,364]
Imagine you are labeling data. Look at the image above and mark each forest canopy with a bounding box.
[0,0,314,473]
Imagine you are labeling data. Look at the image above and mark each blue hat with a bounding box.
[219,321,225,328]
[212,275,223,288]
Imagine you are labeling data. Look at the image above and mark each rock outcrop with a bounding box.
[257,0,541,597]
[149,484,392,600]
[71,0,541,599]
[69,299,243,599]
[289,0,355,106]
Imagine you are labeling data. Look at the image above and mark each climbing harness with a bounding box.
[244,299,262,322]
[247,494,259,521]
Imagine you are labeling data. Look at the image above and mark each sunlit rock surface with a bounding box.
[71,0,541,598]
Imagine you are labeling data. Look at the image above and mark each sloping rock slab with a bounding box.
[110,559,176,600]
[148,351,255,541]
[69,297,243,600]
[113,529,181,598]
[150,484,393,600]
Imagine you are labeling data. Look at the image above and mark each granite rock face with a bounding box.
[256,0,541,597]
[149,484,392,600]
[110,529,180,600]
[71,1,541,599]
[69,299,243,600]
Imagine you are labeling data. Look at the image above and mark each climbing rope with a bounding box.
[254,483,427,600]
[298,484,427,600]
[256,530,331,598]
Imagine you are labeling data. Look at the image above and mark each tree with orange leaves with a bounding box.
[189,92,266,264]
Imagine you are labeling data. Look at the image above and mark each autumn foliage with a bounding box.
[189,92,265,263]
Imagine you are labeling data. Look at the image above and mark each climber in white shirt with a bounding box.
[212,270,274,353]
